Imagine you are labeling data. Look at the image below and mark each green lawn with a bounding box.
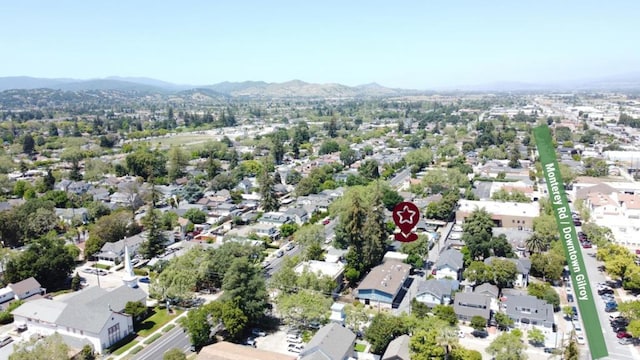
[111,340,138,356]
[354,343,366,352]
[136,308,182,337]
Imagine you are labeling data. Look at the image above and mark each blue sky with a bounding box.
[1,1,638,89]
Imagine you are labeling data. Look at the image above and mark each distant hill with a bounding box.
[0,76,414,98]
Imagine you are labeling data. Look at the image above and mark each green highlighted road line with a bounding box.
[534,125,607,359]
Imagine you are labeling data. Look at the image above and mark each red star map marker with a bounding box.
[392,201,420,242]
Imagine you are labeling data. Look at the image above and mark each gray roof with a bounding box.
[435,249,464,271]
[504,294,555,326]
[300,323,356,360]
[97,233,147,258]
[382,334,411,360]
[285,207,308,217]
[453,292,491,320]
[416,279,459,299]
[13,285,146,334]
[474,283,499,298]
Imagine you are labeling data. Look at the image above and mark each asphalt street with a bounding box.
[580,244,636,360]
[131,325,193,360]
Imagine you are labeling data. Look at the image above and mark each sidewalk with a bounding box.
[110,311,188,360]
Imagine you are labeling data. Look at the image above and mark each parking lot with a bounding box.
[254,328,304,356]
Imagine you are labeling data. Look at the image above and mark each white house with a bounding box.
[12,285,146,354]
[434,249,464,280]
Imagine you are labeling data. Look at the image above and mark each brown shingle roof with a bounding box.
[357,260,411,297]
[197,341,295,360]
[8,277,41,296]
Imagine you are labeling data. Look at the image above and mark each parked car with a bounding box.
[285,242,295,251]
[276,250,284,258]
[139,277,151,284]
[619,337,633,345]
[613,326,627,333]
[577,335,586,345]
[245,337,256,347]
[573,220,582,226]
[0,336,12,348]
[617,331,632,339]
[251,328,266,337]
[288,344,303,353]
[598,288,614,295]
[322,217,331,225]
[582,242,592,249]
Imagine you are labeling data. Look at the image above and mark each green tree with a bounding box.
[562,305,575,320]
[258,170,280,212]
[77,345,96,360]
[280,223,299,238]
[340,148,357,167]
[139,208,166,259]
[530,252,564,282]
[527,282,560,310]
[71,272,82,291]
[490,259,518,291]
[365,313,409,354]
[167,146,189,181]
[470,315,487,332]
[495,312,514,330]
[183,208,207,224]
[163,348,187,360]
[487,331,527,360]
[277,289,332,328]
[565,338,579,360]
[450,348,482,360]
[124,301,148,324]
[462,208,494,260]
[22,134,35,155]
[358,159,380,180]
[180,307,211,348]
[221,300,248,339]
[10,333,69,360]
[4,234,75,290]
[464,261,494,287]
[361,186,387,269]
[527,327,545,346]
[85,211,132,257]
[410,328,446,360]
[433,304,458,326]
[222,257,267,322]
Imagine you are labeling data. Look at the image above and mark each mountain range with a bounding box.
[0,76,416,98]
[1,74,639,97]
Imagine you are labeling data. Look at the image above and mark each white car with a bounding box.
[566,287,572,294]
[576,335,586,345]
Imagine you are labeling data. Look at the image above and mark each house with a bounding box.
[109,191,143,209]
[55,208,89,225]
[453,292,491,322]
[473,283,500,312]
[356,261,411,309]
[296,194,332,213]
[197,341,295,360]
[456,200,540,231]
[88,187,110,202]
[259,212,292,227]
[484,257,531,288]
[254,223,280,240]
[12,285,147,354]
[299,323,356,360]
[284,207,309,225]
[433,249,464,280]
[211,202,238,217]
[414,279,459,308]
[329,303,345,325]
[93,232,147,264]
[503,294,555,328]
[295,261,345,294]
[55,180,92,195]
[8,277,44,301]
[236,178,254,194]
[382,334,411,360]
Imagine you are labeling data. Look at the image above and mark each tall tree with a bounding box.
[462,208,494,261]
[362,185,387,269]
[258,170,280,212]
[139,208,166,259]
[22,134,35,155]
[487,331,527,360]
[167,146,189,181]
[222,257,267,322]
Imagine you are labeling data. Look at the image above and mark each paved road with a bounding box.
[131,326,193,360]
[266,245,302,278]
[581,244,636,360]
[389,168,411,189]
